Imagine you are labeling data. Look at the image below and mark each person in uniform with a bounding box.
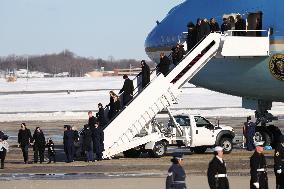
[274,135,284,189]
[0,131,9,169]
[166,153,187,189]
[18,123,32,164]
[245,116,256,151]
[207,146,230,189]
[119,74,134,107]
[250,141,268,189]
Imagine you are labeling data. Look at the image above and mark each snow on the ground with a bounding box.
[0,77,283,122]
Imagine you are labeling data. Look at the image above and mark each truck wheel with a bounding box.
[123,149,141,158]
[254,132,271,146]
[219,138,233,154]
[193,147,207,154]
[148,141,167,158]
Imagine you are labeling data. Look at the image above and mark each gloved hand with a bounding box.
[277,169,282,174]
[253,182,259,189]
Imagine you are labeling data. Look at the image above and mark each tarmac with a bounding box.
[0,117,283,188]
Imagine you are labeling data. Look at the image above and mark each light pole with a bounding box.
[26,55,29,81]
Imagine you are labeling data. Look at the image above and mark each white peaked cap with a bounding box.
[254,141,264,146]
[214,146,223,152]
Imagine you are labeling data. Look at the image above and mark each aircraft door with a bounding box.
[247,12,263,36]
[191,116,216,146]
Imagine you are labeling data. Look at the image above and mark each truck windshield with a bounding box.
[174,116,190,126]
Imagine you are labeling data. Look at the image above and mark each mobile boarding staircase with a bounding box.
[102,33,222,158]
[102,29,271,158]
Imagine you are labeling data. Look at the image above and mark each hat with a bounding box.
[141,60,146,64]
[214,146,223,152]
[254,141,264,147]
[280,135,284,142]
[172,152,183,160]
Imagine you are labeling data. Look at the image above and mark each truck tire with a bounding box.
[254,131,271,146]
[219,137,233,154]
[123,149,141,158]
[192,147,207,154]
[148,141,167,158]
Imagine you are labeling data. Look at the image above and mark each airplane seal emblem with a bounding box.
[269,54,284,81]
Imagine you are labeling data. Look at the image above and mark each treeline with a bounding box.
[0,50,155,77]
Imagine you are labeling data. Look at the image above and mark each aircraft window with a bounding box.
[174,116,190,126]
[194,116,211,128]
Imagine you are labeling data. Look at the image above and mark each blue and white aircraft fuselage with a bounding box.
[145,0,284,112]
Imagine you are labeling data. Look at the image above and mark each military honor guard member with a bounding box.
[250,141,268,189]
[274,135,284,189]
[166,153,187,189]
[207,146,230,189]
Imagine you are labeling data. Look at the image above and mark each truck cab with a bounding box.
[169,112,235,153]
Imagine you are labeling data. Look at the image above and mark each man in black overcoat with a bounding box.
[92,122,104,161]
[140,60,150,88]
[18,123,32,164]
[207,146,230,189]
[250,141,268,189]
[119,74,134,106]
[157,52,170,76]
[63,125,75,163]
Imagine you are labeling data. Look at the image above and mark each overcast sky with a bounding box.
[0,0,184,60]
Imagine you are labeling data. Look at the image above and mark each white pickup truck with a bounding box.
[123,110,235,158]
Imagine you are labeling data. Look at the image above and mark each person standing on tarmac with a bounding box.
[0,131,9,169]
[250,141,268,189]
[32,127,46,164]
[18,123,32,164]
[274,135,284,189]
[157,52,171,76]
[166,153,187,189]
[245,116,256,151]
[92,122,104,161]
[140,60,151,88]
[81,124,93,162]
[119,74,134,107]
[63,125,75,163]
[207,146,230,189]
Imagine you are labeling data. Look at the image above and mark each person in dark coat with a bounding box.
[209,18,220,32]
[196,18,202,42]
[166,153,187,189]
[92,122,104,161]
[245,116,256,151]
[63,125,75,163]
[18,123,32,164]
[88,111,97,128]
[250,142,268,189]
[96,103,106,127]
[140,60,151,88]
[171,46,179,66]
[106,91,116,120]
[119,74,134,107]
[81,124,93,162]
[274,135,284,189]
[46,138,56,163]
[113,95,121,117]
[187,21,197,51]
[221,18,231,33]
[207,146,230,189]
[200,19,211,39]
[177,44,186,63]
[235,14,246,36]
[0,131,9,169]
[32,127,46,163]
[157,52,171,76]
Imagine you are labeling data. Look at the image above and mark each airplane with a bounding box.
[145,0,284,145]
